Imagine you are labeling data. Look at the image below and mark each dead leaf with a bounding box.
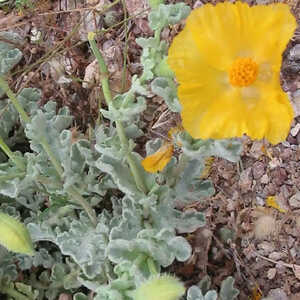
[252,285,262,300]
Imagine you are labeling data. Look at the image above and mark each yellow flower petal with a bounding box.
[168,2,296,144]
[236,3,297,69]
[266,196,287,213]
[142,143,174,173]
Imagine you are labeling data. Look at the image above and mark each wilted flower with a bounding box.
[142,143,174,173]
[168,2,297,144]
[142,126,183,173]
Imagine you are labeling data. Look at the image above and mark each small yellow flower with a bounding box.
[142,143,174,173]
[168,2,297,144]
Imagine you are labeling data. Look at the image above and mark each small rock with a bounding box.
[253,161,265,179]
[289,192,300,208]
[289,44,300,61]
[281,148,293,160]
[193,0,204,8]
[269,157,281,169]
[267,268,277,279]
[256,196,265,206]
[270,168,288,186]
[239,168,252,193]
[249,140,264,159]
[269,252,285,261]
[281,140,291,147]
[267,288,288,300]
[261,174,269,184]
[287,134,297,145]
[263,183,277,196]
[226,199,236,212]
[291,123,300,137]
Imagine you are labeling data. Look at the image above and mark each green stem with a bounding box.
[0,136,25,170]
[1,284,31,300]
[0,76,30,124]
[88,34,148,194]
[40,137,64,177]
[67,186,97,227]
[154,28,162,43]
[147,257,158,275]
[134,253,146,266]
[173,153,189,184]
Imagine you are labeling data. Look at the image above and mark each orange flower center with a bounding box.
[229,57,258,87]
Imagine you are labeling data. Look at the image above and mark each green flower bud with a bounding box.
[134,275,185,300]
[0,212,34,256]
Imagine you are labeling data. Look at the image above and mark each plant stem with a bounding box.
[0,136,25,170]
[134,253,146,266]
[67,186,97,227]
[40,137,64,177]
[88,34,148,194]
[0,76,30,124]
[147,257,158,275]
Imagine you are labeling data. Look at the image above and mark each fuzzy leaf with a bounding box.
[101,95,146,123]
[178,132,242,163]
[0,246,18,280]
[167,236,191,261]
[149,3,191,30]
[219,277,239,300]
[187,286,217,300]
[174,158,215,202]
[151,77,180,112]
[29,213,110,279]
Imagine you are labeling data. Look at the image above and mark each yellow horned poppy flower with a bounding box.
[142,143,174,173]
[168,2,297,144]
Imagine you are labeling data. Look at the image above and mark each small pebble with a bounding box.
[267,288,288,300]
[289,192,300,208]
[291,123,300,137]
[261,174,269,184]
[267,268,277,280]
[289,44,300,61]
